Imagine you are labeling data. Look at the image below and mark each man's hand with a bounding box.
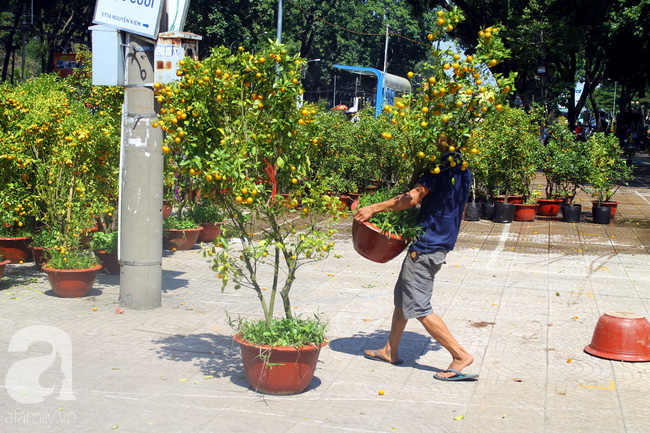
[353,205,375,223]
[353,184,429,223]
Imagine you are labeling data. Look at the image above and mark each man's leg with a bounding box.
[364,307,408,363]
[417,313,474,378]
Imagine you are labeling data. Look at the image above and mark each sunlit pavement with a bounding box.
[1,155,649,433]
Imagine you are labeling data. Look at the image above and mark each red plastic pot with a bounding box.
[0,236,32,263]
[162,201,173,219]
[197,222,223,243]
[94,251,120,275]
[352,219,407,263]
[493,195,524,204]
[0,259,9,279]
[234,333,326,395]
[536,198,562,217]
[584,311,650,361]
[79,226,99,248]
[348,192,361,201]
[29,246,50,268]
[163,227,203,250]
[513,204,537,222]
[44,264,102,298]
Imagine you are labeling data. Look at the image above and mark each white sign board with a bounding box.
[93,0,164,39]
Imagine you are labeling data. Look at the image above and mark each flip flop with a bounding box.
[364,350,403,365]
[433,368,478,381]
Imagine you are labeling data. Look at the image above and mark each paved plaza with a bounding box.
[1,156,650,433]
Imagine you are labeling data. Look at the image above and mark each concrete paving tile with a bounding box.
[380,401,466,433]
[199,408,298,432]
[478,349,547,384]
[595,297,650,317]
[461,410,545,433]
[623,414,650,433]
[545,408,625,433]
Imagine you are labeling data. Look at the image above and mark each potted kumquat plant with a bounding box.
[155,41,345,394]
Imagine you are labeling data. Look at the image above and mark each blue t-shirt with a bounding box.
[411,153,471,253]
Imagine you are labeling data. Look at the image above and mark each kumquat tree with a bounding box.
[155,41,346,328]
[356,6,517,238]
[376,6,516,189]
[0,73,121,249]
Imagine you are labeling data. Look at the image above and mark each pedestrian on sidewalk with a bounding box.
[353,140,477,381]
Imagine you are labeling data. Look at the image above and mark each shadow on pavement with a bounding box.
[153,332,250,389]
[329,330,443,372]
[161,269,189,292]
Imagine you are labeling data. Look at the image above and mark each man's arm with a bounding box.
[353,183,430,223]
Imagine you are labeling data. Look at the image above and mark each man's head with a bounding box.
[436,135,456,153]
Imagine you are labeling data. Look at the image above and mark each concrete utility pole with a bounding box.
[118,34,164,310]
[277,0,283,43]
[383,24,389,73]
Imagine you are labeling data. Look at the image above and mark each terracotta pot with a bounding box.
[189,187,202,203]
[584,311,650,361]
[513,203,537,222]
[494,195,523,204]
[80,227,99,248]
[352,219,407,263]
[44,264,102,298]
[536,198,562,217]
[162,201,173,219]
[163,227,203,250]
[339,194,351,208]
[94,251,120,275]
[29,246,51,268]
[0,236,32,263]
[234,333,326,395]
[348,192,361,201]
[197,222,224,243]
[0,259,9,279]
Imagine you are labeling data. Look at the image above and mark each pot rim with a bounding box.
[354,219,407,242]
[0,236,31,241]
[43,263,103,273]
[164,226,204,232]
[234,333,328,351]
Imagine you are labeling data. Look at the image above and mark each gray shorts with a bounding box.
[394,249,447,319]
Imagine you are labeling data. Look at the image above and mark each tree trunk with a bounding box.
[1,11,21,82]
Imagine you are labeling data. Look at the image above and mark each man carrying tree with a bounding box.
[353,140,477,381]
